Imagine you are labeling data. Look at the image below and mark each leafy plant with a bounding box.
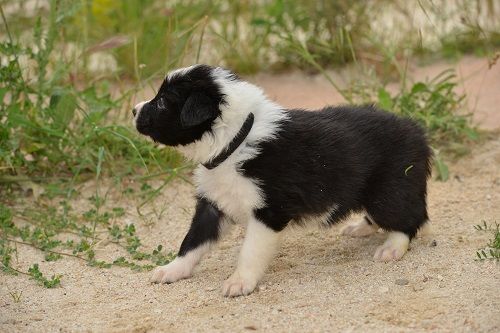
[0,201,176,287]
[28,264,62,288]
[0,1,183,184]
[475,221,500,260]
[380,70,476,145]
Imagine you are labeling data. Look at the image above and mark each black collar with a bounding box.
[202,113,254,170]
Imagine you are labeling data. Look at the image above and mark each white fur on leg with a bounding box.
[341,217,378,237]
[223,219,281,297]
[373,231,410,261]
[150,243,210,284]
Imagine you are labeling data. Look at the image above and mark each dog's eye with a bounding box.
[156,97,166,110]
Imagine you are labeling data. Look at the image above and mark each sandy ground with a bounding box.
[1,57,500,332]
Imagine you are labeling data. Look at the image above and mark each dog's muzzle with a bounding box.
[133,100,149,118]
[133,100,151,135]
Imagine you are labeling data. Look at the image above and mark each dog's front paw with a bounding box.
[150,259,192,284]
[222,271,258,297]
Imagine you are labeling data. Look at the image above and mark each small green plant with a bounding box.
[474,221,500,260]
[0,200,176,287]
[28,264,62,288]
[378,69,477,146]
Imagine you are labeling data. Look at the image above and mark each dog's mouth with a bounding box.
[136,126,160,146]
[135,121,152,136]
[133,112,163,146]
[134,112,154,136]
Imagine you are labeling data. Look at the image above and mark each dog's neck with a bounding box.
[176,80,288,166]
[202,112,254,169]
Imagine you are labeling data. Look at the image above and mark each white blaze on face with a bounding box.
[133,100,149,117]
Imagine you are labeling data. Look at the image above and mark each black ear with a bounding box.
[180,92,218,128]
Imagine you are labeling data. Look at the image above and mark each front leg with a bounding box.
[151,196,224,284]
[223,217,282,297]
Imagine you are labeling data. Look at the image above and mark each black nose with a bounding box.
[132,108,137,117]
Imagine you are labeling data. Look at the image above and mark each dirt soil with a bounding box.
[1,57,500,332]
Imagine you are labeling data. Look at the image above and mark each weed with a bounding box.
[0,2,183,184]
[474,221,500,260]
[9,290,22,303]
[0,207,62,287]
[28,264,62,288]
[0,4,185,284]
[0,200,176,287]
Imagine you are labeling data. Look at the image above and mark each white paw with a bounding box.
[373,231,410,261]
[341,218,378,237]
[222,271,258,297]
[150,259,192,284]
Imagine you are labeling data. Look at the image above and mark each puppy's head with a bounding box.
[133,65,235,146]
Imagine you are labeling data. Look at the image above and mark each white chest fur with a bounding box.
[194,162,264,223]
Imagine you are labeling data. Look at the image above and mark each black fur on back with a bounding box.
[241,105,432,239]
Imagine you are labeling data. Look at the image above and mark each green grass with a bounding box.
[0,5,184,181]
[271,25,477,180]
[0,0,493,287]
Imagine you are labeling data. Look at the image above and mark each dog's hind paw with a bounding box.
[373,231,410,261]
[341,218,378,237]
[222,271,258,297]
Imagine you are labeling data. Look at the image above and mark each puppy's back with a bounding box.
[241,105,432,222]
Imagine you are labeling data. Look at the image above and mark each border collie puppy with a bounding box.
[133,64,432,297]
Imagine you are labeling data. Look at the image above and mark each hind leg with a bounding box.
[373,231,410,261]
[367,206,427,261]
[341,215,379,237]
[364,186,428,261]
